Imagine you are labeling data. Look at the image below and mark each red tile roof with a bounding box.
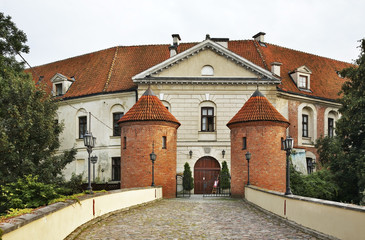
[26,39,352,101]
[118,87,180,126]
[227,89,289,127]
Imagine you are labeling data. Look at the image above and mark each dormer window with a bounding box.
[55,83,63,96]
[298,75,308,89]
[51,73,75,97]
[201,65,214,76]
[290,65,312,91]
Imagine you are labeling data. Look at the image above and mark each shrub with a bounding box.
[220,161,230,189]
[290,163,339,201]
[0,175,60,214]
[183,162,194,191]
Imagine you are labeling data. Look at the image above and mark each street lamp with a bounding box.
[91,155,98,182]
[222,149,226,158]
[84,131,96,193]
[245,151,252,185]
[283,136,294,195]
[150,142,157,187]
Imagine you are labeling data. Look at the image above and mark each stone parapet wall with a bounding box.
[245,186,365,240]
[0,187,162,240]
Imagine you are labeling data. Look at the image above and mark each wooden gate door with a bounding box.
[194,157,220,194]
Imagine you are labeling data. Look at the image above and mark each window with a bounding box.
[79,116,87,139]
[162,136,167,149]
[123,136,127,149]
[328,118,334,137]
[242,137,247,150]
[306,158,314,174]
[201,65,214,76]
[113,112,124,136]
[298,75,308,89]
[302,114,308,137]
[201,107,214,132]
[55,83,63,96]
[112,157,121,181]
[281,137,284,150]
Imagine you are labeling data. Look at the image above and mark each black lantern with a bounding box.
[245,151,252,185]
[150,143,157,187]
[222,149,226,158]
[84,131,96,193]
[189,150,193,159]
[91,155,98,182]
[282,136,294,195]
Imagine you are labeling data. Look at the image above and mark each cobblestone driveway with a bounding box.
[71,197,319,240]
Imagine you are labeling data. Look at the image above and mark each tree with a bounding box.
[315,39,365,204]
[0,12,29,73]
[183,162,194,191]
[220,161,230,189]
[0,12,76,185]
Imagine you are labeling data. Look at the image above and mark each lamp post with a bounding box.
[84,131,96,193]
[245,151,252,185]
[150,142,157,187]
[91,155,98,182]
[283,136,294,195]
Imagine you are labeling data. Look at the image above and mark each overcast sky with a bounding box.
[2,0,365,67]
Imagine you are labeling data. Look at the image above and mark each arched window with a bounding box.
[298,103,317,146]
[201,65,214,76]
[110,104,125,136]
[324,108,339,137]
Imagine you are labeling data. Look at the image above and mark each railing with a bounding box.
[176,174,191,198]
[203,172,231,197]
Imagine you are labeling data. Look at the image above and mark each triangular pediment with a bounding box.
[51,73,75,83]
[132,40,280,85]
[295,65,312,74]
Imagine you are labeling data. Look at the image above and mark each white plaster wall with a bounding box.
[56,92,136,181]
[139,84,278,175]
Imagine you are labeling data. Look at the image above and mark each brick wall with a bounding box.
[230,121,288,197]
[120,121,179,198]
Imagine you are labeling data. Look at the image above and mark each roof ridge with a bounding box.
[253,40,269,70]
[103,46,119,92]
[263,42,353,65]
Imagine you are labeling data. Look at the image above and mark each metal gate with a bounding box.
[203,172,231,197]
[176,174,191,198]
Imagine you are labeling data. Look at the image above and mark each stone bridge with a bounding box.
[1,186,364,240]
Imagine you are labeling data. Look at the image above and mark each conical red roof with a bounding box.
[118,87,180,126]
[227,90,289,127]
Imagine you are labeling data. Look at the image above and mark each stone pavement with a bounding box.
[71,196,320,240]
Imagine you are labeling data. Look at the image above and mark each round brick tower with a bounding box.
[118,87,180,198]
[227,90,289,197]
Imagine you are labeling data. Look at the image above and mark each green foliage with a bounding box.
[219,161,230,189]
[183,162,194,191]
[314,39,365,204]
[0,12,77,185]
[0,175,61,214]
[62,173,84,195]
[290,163,339,201]
[0,208,33,222]
[0,12,29,73]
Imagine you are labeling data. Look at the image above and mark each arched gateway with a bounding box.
[194,157,220,194]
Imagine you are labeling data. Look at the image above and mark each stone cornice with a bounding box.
[134,77,280,85]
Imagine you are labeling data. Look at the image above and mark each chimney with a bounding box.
[211,37,229,48]
[172,34,181,46]
[169,45,177,57]
[271,62,282,76]
[252,32,266,42]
